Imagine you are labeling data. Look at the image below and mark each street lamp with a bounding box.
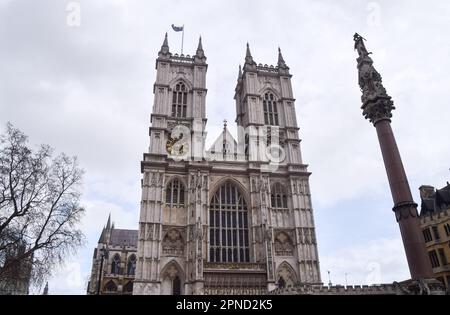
[97,246,107,295]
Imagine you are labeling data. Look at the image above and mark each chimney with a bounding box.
[419,185,435,200]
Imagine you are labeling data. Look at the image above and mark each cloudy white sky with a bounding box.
[1,0,449,294]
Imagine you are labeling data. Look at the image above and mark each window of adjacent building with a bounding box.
[263,92,279,126]
[422,228,433,243]
[172,82,187,118]
[429,250,440,268]
[444,223,450,237]
[438,248,448,266]
[111,254,121,275]
[271,183,288,209]
[432,226,440,240]
[165,179,185,207]
[209,181,250,263]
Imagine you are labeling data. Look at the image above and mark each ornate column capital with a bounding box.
[354,33,395,125]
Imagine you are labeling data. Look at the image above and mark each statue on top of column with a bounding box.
[353,33,395,125]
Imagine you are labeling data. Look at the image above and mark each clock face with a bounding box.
[265,144,286,164]
[166,132,189,157]
[166,136,187,156]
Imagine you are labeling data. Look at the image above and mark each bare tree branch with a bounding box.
[0,122,85,289]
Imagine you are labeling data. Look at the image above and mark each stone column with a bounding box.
[375,119,432,278]
[353,33,432,279]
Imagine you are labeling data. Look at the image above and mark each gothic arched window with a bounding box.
[111,254,121,275]
[127,254,136,276]
[271,183,288,209]
[105,280,117,292]
[123,281,133,294]
[165,179,185,207]
[263,92,279,126]
[276,262,298,288]
[209,181,250,263]
[172,82,188,118]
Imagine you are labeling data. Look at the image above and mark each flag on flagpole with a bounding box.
[171,24,185,55]
[171,24,184,32]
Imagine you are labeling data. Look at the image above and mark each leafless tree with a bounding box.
[0,122,85,288]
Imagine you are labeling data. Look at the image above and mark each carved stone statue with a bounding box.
[149,172,155,187]
[146,224,154,241]
[292,182,297,195]
[262,220,272,242]
[196,171,202,189]
[203,175,208,189]
[353,33,395,125]
[195,217,203,240]
[353,33,370,59]
[190,173,195,190]
[261,177,268,192]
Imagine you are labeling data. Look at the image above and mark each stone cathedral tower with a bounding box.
[132,34,321,295]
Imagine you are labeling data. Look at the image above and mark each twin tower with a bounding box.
[133,33,321,295]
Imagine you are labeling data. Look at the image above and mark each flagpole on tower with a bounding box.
[171,24,185,55]
[181,25,184,55]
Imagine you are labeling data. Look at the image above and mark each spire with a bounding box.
[277,47,288,69]
[245,43,252,61]
[106,213,111,230]
[163,32,168,47]
[244,43,256,70]
[353,33,394,125]
[43,282,48,295]
[194,35,206,62]
[222,119,228,157]
[98,226,106,243]
[158,32,170,58]
[197,36,203,53]
[235,64,243,94]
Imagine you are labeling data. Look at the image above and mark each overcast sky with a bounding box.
[1,0,449,294]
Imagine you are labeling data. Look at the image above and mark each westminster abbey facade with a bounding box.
[89,33,321,295]
[133,33,321,295]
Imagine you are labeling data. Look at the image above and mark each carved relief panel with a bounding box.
[162,228,185,257]
[274,231,294,256]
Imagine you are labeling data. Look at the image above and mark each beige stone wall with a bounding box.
[134,41,321,295]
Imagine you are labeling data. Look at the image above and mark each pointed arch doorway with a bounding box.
[160,261,184,295]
